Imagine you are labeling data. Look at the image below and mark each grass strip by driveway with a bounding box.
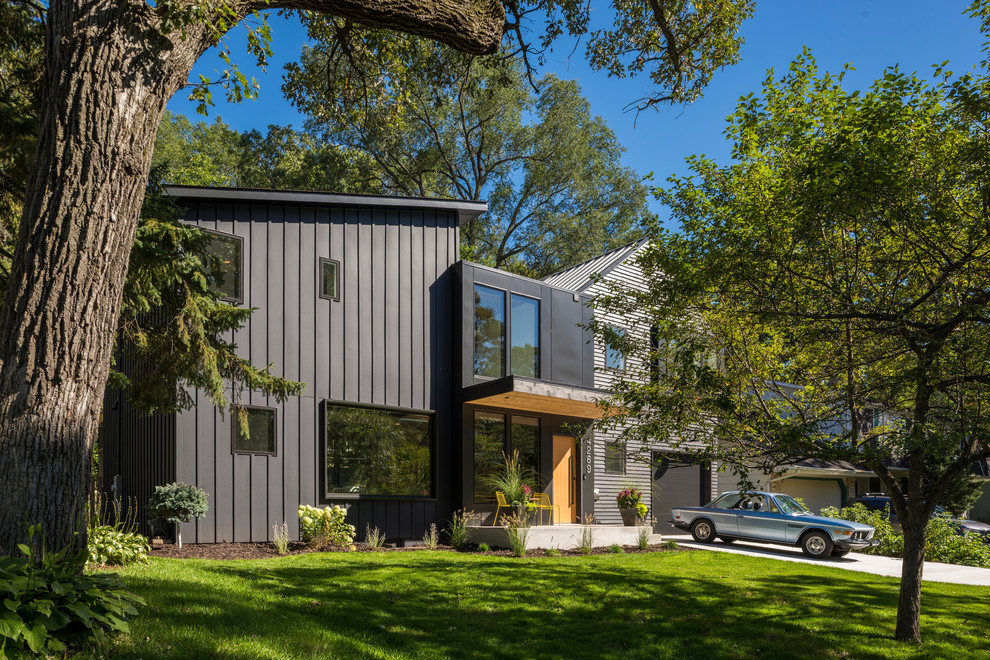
[88,549,990,659]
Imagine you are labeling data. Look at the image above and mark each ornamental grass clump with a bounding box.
[272,522,290,555]
[482,451,539,505]
[298,504,355,550]
[147,482,209,548]
[444,509,479,549]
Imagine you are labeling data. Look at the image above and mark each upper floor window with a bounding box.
[474,285,542,379]
[320,257,340,301]
[232,406,277,455]
[510,294,540,378]
[474,285,505,378]
[605,327,626,371]
[202,229,243,303]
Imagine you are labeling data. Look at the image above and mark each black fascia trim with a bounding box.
[163,185,488,225]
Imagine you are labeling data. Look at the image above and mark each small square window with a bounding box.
[605,442,626,474]
[232,407,277,455]
[320,258,340,301]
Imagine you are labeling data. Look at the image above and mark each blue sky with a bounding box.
[166,1,985,222]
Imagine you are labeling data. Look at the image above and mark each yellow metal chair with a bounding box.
[494,491,510,525]
[533,492,560,526]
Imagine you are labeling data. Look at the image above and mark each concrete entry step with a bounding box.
[467,524,660,550]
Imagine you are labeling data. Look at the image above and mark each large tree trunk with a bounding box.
[893,448,927,643]
[0,2,211,557]
[0,0,502,558]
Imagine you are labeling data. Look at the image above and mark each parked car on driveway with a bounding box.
[847,493,990,542]
[671,491,880,559]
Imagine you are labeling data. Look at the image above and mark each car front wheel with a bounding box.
[691,519,716,543]
[800,531,833,558]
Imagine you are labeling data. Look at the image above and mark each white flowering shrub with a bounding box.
[298,504,355,550]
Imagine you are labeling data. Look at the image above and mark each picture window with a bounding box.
[232,406,277,455]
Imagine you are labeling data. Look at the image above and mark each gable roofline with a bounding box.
[163,185,488,225]
[542,236,650,292]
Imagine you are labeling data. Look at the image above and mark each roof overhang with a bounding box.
[163,185,488,225]
[462,376,609,419]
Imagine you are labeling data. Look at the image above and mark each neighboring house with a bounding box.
[101,185,603,543]
[543,240,717,532]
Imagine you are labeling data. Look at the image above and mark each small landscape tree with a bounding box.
[147,482,209,548]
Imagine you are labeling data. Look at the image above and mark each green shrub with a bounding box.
[478,542,490,552]
[637,521,654,550]
[823,503,990,568]
[0,527,144,657]
[609,544,624,554]
[298,504,355,550]
[444,510,479,549]
[147,482,209,548]
[87,526,149,567]
[662,539,679,550]
[544,548,562,557]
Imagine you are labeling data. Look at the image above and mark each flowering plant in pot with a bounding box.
[616,488,645,526]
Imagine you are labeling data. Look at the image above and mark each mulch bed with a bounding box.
[149,541,687,560]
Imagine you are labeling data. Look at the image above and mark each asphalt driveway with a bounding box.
[667,534,990,586]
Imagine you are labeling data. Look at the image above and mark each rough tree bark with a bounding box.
[0,0,503,557]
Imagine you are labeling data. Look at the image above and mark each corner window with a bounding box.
[474,285,505,378]
[510,294,539,378]
[324,403,433,497]
[605,327,626,371]
[320,257,340,301]
[232,406,277,455]
[604,442,625,474]
[202,230,243,303]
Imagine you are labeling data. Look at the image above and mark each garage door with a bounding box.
[776,478,843,515]
[652,453,710,535]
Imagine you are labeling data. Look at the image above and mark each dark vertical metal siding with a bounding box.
[173,201,459,542]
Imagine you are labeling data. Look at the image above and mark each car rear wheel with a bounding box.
[691,519,716,543]
[800,531,833,558]
[831,547,851,557]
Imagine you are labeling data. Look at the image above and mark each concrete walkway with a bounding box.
[666,534,990,586]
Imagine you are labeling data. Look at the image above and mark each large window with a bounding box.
[510,294,539,378]
[473,411,541,503]
[202,230,243,303]
[232,406,277,455]
[474,285,505,377]
[324,403,433,497]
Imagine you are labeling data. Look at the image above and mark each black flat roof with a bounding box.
[163,185,488,225]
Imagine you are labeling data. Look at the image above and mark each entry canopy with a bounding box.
[462,376,609,419]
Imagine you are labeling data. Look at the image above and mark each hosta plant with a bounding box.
[87,526,150,567]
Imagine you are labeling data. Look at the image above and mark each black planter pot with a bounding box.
[619,507,640,526]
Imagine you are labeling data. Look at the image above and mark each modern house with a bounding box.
[101,186,605,543]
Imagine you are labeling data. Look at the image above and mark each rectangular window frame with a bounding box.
[231,405,278,457]
[605,326,627,371]
[604,441,626,474]
[509,292,541,379]
[319,257,341,302]
[320,400,437,501]
[202,228,244,305]
[472,408,544,505]
[473,283,507,379]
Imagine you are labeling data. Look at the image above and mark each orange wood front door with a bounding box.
[552,435,577,523]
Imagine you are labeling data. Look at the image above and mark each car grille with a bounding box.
[851,530,874,541]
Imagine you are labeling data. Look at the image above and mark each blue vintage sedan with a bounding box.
[670,491,880,558]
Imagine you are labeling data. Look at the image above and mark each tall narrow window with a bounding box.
[474,285,505,378]
[474,411,506,503]
[605,327,626,371]
[320,257,340,301]
[232,406,277,455]
[202,230,243,303]
[511,416,540,479]
[510,294,539,378]
[324,404,433,496]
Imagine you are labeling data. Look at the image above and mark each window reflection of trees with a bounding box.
[473,412,505,503]
[474,285,504,377]
[325,405,432,496]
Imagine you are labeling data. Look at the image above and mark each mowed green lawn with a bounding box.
[88,549,989,660]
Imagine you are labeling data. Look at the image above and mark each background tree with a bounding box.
[0,0,752,558]
[592,52,990,642]
[284,34,651,275]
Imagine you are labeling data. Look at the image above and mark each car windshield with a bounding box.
[774,495,810,515]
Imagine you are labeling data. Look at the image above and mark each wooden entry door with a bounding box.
[552,435,578,523]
